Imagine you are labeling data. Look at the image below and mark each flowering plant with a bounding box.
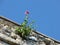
[16,10,34,37]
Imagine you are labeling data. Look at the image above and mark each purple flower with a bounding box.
[25,10,29,15]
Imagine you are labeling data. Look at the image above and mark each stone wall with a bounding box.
[0,17,60,45]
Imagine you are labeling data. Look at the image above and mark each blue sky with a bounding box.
[0,0,60,41]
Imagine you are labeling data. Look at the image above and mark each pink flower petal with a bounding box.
[25,10,29,15]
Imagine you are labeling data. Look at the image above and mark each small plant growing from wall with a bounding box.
[16,10,34,38]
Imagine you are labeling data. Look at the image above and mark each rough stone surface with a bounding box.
[0,16,60,45]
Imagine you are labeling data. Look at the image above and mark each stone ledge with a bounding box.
[0,33,20,45]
